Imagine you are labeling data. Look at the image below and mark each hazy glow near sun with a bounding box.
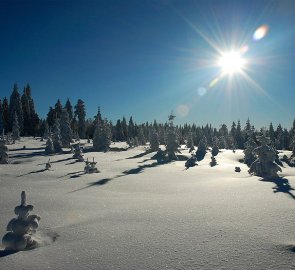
[218,51,246,75]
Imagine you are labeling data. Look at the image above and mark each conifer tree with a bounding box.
[46,106,56,128]
[235,120,244,149]
[65,98,73,121]
[52,118,62,153]
[60,109,72,148]
[74,99,86,139]
[0,99,4,133]
[128,117,135,139]
[150,129,159,151]
[165,112,180,160]
[196,136,207,161]
[137,125,146,145]
[12,112,20,141]
[115,119,124,141]
[186,132,194,152]
[9,84,23,133]
[54,99,63,119]
[243,133,257,166]
[211,137,219,156]
[45,136,55,155]
[249,135,282,178]
[2,97,9,133]
[93,119,112,152]
[0,138,9,164]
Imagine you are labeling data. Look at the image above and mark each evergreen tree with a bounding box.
[2,97,9,133]
[0,139,9,164]
[9,83,23,133]
[186,132,194,152]
[60,109,73,147]
[211,137,219,156]
[137,125,146,145]
[12,112,20,140]
[128,117,135,138]
[65,98,73,121]
[74,99,86,139]
[45,136,55,155]
[122,117,128,140]
[235,120,244,149]
[46,107,55,127]
[165,112,180,160]
[52,118,62,153]
[115,119,124,141]
[54,99,63,118]
[93,119,112,152]
[243,133,257,166]
[150,129,159,151]
[249,135,282,178]
[196,136,207,161]
[269,122,275,143]
[0,100,4,133]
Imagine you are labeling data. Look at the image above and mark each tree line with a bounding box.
[0,83,295,151]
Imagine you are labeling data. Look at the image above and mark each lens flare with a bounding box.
[253,25,269,41]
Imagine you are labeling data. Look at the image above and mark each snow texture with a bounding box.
[0,137,295,269]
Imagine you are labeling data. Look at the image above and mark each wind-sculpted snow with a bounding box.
[0,138,295,269]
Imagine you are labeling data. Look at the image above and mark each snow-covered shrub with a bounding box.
[2,191,40,251]
[249,135,282,178]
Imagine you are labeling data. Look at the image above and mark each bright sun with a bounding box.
[218,51,246,75]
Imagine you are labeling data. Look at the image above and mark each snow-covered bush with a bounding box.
[249,135,282,178]
[2,191,40,251]
[210,155,217,167]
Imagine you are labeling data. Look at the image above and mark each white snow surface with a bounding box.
[0,138,295,270]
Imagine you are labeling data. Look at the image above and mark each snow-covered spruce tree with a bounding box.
[60,109,73,148]
[93,119,112,152]
[249,135,282,178]
[149,129,159,151]
[196,136,207,161]
[2,191,40,251]
[12,111,20,141]
[0,139,9,164]
[165,113,180,160]
[45,135,55,155]
[52,118,62,153]
[137,126,146,145]
[9,83,24,134]
[74,99,86,139]
[243,134,257,166]
[186,132,194,153]
[0,99,4,134]
[211,137,219,156]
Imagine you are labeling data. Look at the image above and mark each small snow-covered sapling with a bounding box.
[45,159,51,170]
[2,191,41,251]
[210,155,217,167]
[84,157,99,173]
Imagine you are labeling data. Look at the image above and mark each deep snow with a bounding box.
[0,138,295,270]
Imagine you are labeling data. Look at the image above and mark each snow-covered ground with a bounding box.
[1,138,295,269]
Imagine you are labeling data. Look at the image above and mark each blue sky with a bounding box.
[0,0,294,128]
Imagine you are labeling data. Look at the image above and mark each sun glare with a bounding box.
[218,51,246,75]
